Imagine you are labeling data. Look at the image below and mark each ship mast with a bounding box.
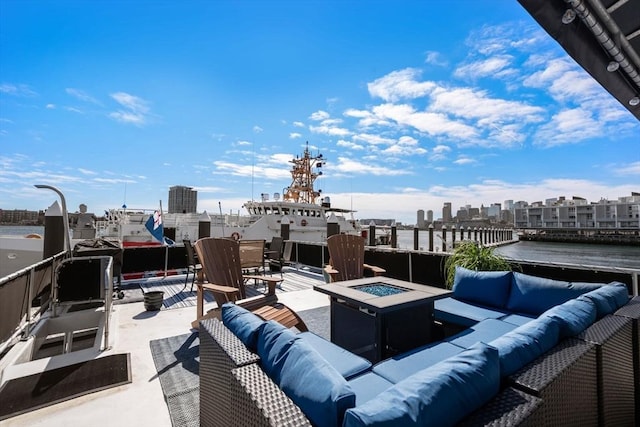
[283,142,323,204]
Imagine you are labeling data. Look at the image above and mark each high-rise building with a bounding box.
[443,202,452,223]
[168,186,197,213]
[417,210,425,228]
[427,210,433,223]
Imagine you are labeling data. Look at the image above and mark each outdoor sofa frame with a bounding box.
[199,297,638,427]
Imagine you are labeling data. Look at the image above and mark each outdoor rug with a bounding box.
[148,305,329,426]
[0,353,131,421]
[149,332,200,427]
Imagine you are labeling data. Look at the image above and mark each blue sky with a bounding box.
[1,1,638,225]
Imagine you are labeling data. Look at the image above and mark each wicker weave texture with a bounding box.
[509,338,598,426]
[200,319,260,427]
[232,364,311,426]
[615,296,640,425]
[458,387,543,426]
[579,315,635,426]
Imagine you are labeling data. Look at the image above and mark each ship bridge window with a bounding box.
[273,208,280,214]
[282,208,290,215]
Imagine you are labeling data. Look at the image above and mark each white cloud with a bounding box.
[309,110,330,121]
[109,92,151,125]
[66,88,100,104]
[289,132,302,139]
[368,68,437,102]
[336,139,365,150]
[614,161,640,176]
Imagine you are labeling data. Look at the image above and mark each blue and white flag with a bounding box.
[145,210,164,243]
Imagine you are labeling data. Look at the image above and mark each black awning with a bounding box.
[518,0,640,121]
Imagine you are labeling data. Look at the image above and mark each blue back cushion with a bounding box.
[279,339,356,427]
[489,315,561,376]
[343,342,500,427]
[256,320,299,382]
[452,267,512,309]
[542,298,597,338]
[298,332,372,379]
[221,303,264,351]
[577,282,629,319]
[506,272,602,316]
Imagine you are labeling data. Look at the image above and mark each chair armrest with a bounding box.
[324,265,339,275]
[201,283,241,304]
[363,264,386,276]
[243,275,282,296]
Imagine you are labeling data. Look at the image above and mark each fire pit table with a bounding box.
[314,277,452,363]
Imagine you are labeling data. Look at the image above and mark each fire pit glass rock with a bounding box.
[354,282,409,297]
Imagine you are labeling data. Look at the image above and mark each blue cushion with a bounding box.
[278,339,356,427]
[446,319,518,349]
[221,303,264,351]
[256,320,299,382]
[373,342,463,384]
[434,297,508,327]
[343,342,500,427]
[542,298,597,338]
[506,272,602,316]
[347,372,394,406]
[500,313,536,326]
[578,282,629,319]
[489,315,561,376]
[452,266,512,309]
[298,332,372,379]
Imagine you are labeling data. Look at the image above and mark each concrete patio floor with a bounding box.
[2,275,329,427]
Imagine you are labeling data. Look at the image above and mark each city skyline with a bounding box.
[2,1,639,225]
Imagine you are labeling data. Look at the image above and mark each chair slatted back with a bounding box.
[183,239,198,266]
[267,237,283,261]
[194,237,247,299]
[327,234,365,281]
[239,239,265,271]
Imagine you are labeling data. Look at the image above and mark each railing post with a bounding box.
[413,227,419,251]
[198,211,211,239]
[428,223,434,252]
[391,222,397,249]
[442,225,447,252]
[451,225,456,249]
[368,221,376,246]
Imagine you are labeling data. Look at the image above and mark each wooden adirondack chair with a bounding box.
[191,237,307,331]
[323,234,386,282]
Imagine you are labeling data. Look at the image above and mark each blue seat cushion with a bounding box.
[256,320,299,382]
[435,297,509,328]
[347,372,394,406]
[489,315,561,376]
[221,303,264,351]
[541,298,597,338]
[506,272,603,316]
[452,266,512,309]
[372,341,463,384]
[278,339,356,427]
[446,319,518,349]
[500,313,536,326]
[298,331,372,379]
[577,282,629,319]
[343,342,500,427]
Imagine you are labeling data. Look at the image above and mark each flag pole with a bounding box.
[161,200,168,278]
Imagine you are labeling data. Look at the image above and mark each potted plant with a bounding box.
[443,241,514,289]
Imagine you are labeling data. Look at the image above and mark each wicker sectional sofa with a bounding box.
[199,269,638,426]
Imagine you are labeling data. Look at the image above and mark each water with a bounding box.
[0,225,45,236]
[392,229,640,271]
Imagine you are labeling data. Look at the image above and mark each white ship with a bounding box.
[95,143,360,245]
